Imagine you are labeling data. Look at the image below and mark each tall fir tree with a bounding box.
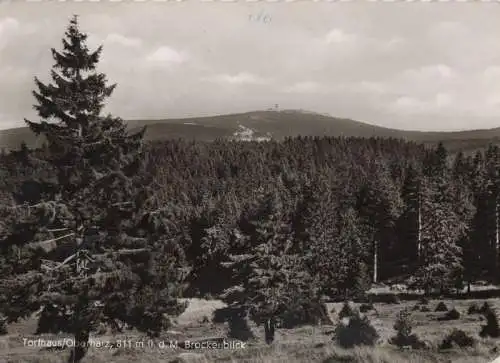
[468,151,490,281]
[485,145,500,281]
[399,162,422,268]
[221,191,323,342]
[335,207,370,298]
[0,16,185,362]
[413,144,466,294]
[292,177,338,295]
[356,159,403,283]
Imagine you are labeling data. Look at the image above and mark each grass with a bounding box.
[2,298,500,362]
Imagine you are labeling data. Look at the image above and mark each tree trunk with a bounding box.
[264,316,275,344]
[495,198,499,282]
[417,194,422,264]
[68,327,89,363]
[373,239,378,283]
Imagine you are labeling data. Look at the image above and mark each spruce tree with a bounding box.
[292,178,338,296]
[400,163,422,267]
[0,16,185,362]
[335,207,370,299]
[468,151,489,283]
[413,144,465,294]
[357,159,402,283]
[485,145,500,281]
[221,191,322,343]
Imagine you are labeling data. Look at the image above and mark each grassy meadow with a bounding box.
[2,297,500,363]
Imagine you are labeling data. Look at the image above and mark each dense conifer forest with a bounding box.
[3,15,500,363]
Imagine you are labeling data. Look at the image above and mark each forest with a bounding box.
[2,15,500,363]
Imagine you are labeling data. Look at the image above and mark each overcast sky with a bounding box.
[1,2,500,131]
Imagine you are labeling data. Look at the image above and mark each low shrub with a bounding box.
[479,302,491,314]
[213,307,238,323]
[440,329,475,349]
[0,314,6,335]
[438,308,460,321]
[468,303,480,315]
[435,302,448,312]
[322,354,356,363]
[338,301,356,320]
[228,314,254,341]
[420,306,431,312]
[279,301,332,328]
[419,296,430,305]
[214,306,255,341]
[379,294,401,304]
[389,308,425,349]
[335,312,379,348]
[480,308,500,338]
[359,303,375,313]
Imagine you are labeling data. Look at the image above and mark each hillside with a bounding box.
[1,110,500,152]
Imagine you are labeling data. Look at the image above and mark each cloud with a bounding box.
[324,29,357,44]
[430,21,468,38]
[335,81,388,96]
[145,46,187,65]
[402,64,457,81]
[204,72,270,85]
[283,81,329,94]
[483,66,500,83]
[388,93,453,114]
[104,33,142,48]
[486,93,500,108]
[0,17,19,35]
[386,92,480,118]
[389,96,427,114]
[0,17,20,48]
[381,37,405,52]
[0,65,28,79]
[3,4,500,131]
[435,92,453,107]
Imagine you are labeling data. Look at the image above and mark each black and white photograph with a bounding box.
[2,1,500,362]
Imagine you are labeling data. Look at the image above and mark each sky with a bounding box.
[1,2,500,131]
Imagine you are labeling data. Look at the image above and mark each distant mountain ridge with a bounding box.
[1,110,500,152]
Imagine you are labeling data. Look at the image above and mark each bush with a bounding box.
[322,354,357,363]
[279,301,332,329]
[228,314,254,341]
[480,308,500,338]
[440,329,475,349]
[36,304,68,334]
[419,296,430,305]
[359,303,375,313]
[215,306,255,341]
[435,302,448,312]
[338,302,356,320]
[0,314,6,335]
[420,306,431,312]
[378,294,400,304]
[322,353,357,363]
[389,309,425,349]
[438,308,460,321]
[479,302,491,314]
[335,312,379,348]
[468,303,480,315]
[213,307,238,323]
